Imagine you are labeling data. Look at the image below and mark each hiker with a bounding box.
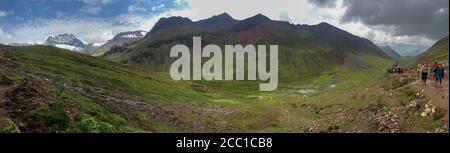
[433,62,439,73]
[433,62,439,86]
[398,67,405,74]
[436,63,444,87]
[420,63,429,86]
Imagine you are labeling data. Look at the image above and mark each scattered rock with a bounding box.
[368,105,404,133]
[420,102,436,118]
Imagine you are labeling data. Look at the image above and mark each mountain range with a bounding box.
[1,13,447,133]
[380,45,401,59]
[103,13,392,81]
[387,43,429,57]
[41,31,147,55]
[86,30,147,56]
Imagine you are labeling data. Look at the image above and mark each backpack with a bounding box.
[422,66,429,73]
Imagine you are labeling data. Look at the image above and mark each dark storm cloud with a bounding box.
[308,0,337,8]
[340,0,449,40]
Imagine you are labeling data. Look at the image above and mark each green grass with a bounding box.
[6,46,207,132]
[6,46,280,132]
[7,46,214,104]
[5,45,439,133]
[33,102,71,129]
[396,86,415,106]
[0,118,20,133]
[73,113,118,133]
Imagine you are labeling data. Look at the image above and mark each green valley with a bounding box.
[1,44,447,133]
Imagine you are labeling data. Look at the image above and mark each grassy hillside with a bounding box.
[87,31,146,57]
[103,14,392,82]
[1,45,445,133]
[1,46,235,132]
[380,45,402,59]
[416,36,449,64]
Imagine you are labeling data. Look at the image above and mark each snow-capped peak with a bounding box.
[140,31,147,36]
[44,33,87,52]
[113,30,147,40]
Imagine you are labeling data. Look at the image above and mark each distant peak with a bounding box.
[153,16,193,27]
[59,33,74,36]
[113,30,147,40]
[250,13,271,21]
[150,16,193,34]
[316,22,342,32]
[160,16,193,23]
[230,13,273,32]
[46,33,77,40]
[214,12,233,20]
[218,12,230,16]
[318,22,333,27]
[237,13,271,24]
[44,33,86,52]
[255,13,264,16]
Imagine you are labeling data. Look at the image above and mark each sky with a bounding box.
[0,0,448,46]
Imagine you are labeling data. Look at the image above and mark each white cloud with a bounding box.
[363,25,435,45]
[128,5,148,13]
[151,4,166,11]
[5,18,129,44]
[0,11,6,17]
[170,0,352,35]
[0,10,12,17]
[279,12,291,22]
[173,0,435,46]
[2,0,438,46]
[0,27,13,43]
[170,0,342,28]
[1,6,196,44]
[79,0,112,5]
[312,2,435,46]
[79,6,103,14]
[116,9,196,31]
[174,0,311,22]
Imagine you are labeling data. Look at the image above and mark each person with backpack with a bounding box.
[433,62,438,72]
[433,62,439,86]
[436,63,444,87]
[421,63,429,86]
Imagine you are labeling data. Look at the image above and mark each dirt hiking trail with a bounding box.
[407,68,449,122]
[417,73,449,121]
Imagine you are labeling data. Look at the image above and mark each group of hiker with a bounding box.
[387,66,407,74]
[418,61,447,88]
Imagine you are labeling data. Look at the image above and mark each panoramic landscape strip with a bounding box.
[0,0,448,134]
